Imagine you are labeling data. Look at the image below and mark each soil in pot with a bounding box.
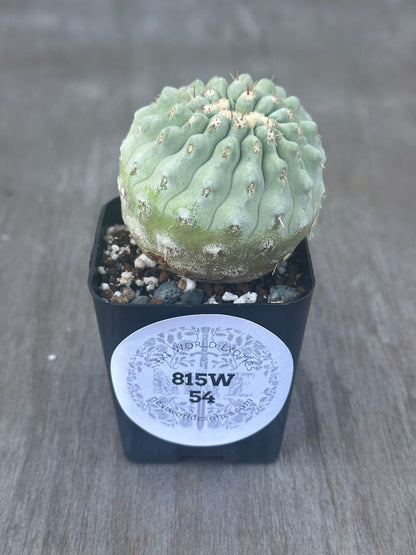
[94,224,311,307]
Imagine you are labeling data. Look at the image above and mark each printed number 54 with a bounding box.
[189,391,215,404]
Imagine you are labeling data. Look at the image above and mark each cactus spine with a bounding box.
[119,74,325,282]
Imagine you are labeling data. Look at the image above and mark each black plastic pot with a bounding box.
[88,198,315,463]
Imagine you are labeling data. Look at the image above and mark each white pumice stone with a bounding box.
[234,292,258,304]
[118,271,133,285]
[181,277,196,292]
[245,292,258,303]
[144,276,159,291]
[222,291,238,302]
[134,253,157,269]
[97,266,106,275]
[206,295,219,304]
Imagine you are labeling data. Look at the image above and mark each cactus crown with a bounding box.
[118,73,325,283]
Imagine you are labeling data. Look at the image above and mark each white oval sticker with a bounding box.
[111,314,293,447]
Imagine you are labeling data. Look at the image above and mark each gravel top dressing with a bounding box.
[96,225,309,305]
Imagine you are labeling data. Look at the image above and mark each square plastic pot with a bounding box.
[88,197,315,463]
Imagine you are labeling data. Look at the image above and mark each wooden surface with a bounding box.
[1,1,416,553]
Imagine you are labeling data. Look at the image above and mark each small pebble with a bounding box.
[144,276,159,292]
[97,266,106,275]
[203,284,213,298]
[178,277,196,292]
[118,271,133,286]
[177,278,187,290]
[120,287,135,301]
[182,288,204,305]
[222,291,238,302]
[234,292,258,304]
[206,295,219,304]
[236,283,250,294]
[153,280,183,304]
[130,295,151,305]
[214,284,225,295]
[134,253,157,269]
[158,271,169,283]
[110,294,129,303]
[255,284,268,297]
[268,285,300,304]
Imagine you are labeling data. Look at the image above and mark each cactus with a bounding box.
[118,73,325,283]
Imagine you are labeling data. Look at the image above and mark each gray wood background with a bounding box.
[1,0,415,553]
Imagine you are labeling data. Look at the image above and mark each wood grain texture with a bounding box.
[1,0,415,553]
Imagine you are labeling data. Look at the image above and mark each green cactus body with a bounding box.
[119,74,325,282]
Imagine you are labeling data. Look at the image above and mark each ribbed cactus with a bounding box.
[118,73,325,282]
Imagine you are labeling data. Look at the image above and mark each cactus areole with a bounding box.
[118,74,325,283]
